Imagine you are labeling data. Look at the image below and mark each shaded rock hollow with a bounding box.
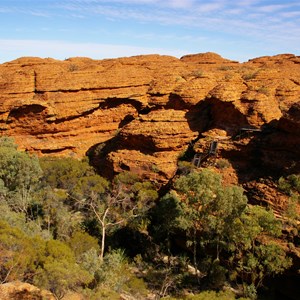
[0,53,299,191]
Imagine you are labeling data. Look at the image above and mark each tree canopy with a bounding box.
[0,137,296,299]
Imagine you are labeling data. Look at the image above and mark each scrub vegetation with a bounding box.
[0,137,298,299]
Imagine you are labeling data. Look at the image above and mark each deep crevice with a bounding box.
[47,97,143,124]
[98,97,143,111]
[290,78,300,86]
[40,147,75,154]
[34,71,37,92]
[35,83,150,95]
[166,93,192,110]
[47,105,102,124]
[185,97,250,137]
[118,115,135,128]
[7,104,47,122]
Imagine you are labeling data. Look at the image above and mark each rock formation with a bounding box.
[0,53,299,193]
[1,51,300,300]
[0,281,55,300]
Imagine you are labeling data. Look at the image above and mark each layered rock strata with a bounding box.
[0,53,299,186]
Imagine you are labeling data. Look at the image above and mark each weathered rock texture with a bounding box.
[0,281,55,300]
[0,53,300,191]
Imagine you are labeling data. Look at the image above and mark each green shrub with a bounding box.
[123,276,148,298]
[34,239,93,299]
[185,290,244,299]
[224,72,234,81]
[257,86,269,95]
[191,69,204,78]
[0,136,42,192]
[177,161,195,175]
[278,174,300,196]
[0,220,45,282]
[242,73,257,80]
[68,231,100,258]
[87,288,120,300]
[218,65,234,71]
[68,63,79,72]
[216,158,231,169]
[96,249,131,291]
[284,195,299,220]
[39,157,96,190]
[239,67,258,80]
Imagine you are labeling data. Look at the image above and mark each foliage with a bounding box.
[278,174,300,224]
[68,63,79,72]
[68,231,99,258]
[0,201,43,237]
[34,187,83,240]
[284,195,299,220]
[186,290,247,300]
[239,67,258,81]
[38,157,109,240]
[191,69,204,78]
[216,158,231,169]
[173,169,247,246]
[0,220,45,283]
[96,249,130,290]
[162,289,248,299]
[140,254,184,298]
[0,137,42,217]
[123,276,148,298]
[40,156,97,191]
[0,137,295,299]
[227,205,291,290]
[154,191,189,240]
[256,86,270,96]
[78,171,158,261]
[0,137,42,191]
[155,169,291,297]
[34,239,93,299]
[278,174,300,196]
[177,161,195,175]
[218,65,234,71]
[86,288,120,300]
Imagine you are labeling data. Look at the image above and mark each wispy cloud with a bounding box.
[28,10,51,17]
[167,0,195,9]
[65,0,186,6]
[0,1,299,63]
[3,1,299,44]
[58,1,300,29]
[257,3,299,13]
[280,10,300,18]
[0,8,12,13]
[235,0,262,7]
[0,5,53,17]
[46,1,299,60]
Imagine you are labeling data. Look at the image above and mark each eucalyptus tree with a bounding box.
[156,169,247,276]
[0,137,42,219]
[69,171,158,262]
[155,168,292,295]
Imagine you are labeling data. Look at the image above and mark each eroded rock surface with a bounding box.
[0,281,55,300]
[0,53,299,187]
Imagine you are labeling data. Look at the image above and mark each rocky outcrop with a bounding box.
[0,281,55,300]
[0,53,299,187]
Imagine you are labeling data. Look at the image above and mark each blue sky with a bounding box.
[0,0,299,63]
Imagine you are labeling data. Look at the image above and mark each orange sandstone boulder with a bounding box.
[0,281,55,300]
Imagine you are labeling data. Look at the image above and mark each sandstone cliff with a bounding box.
[0,53,299,202]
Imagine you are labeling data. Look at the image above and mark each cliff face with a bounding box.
[0,53,299,192]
